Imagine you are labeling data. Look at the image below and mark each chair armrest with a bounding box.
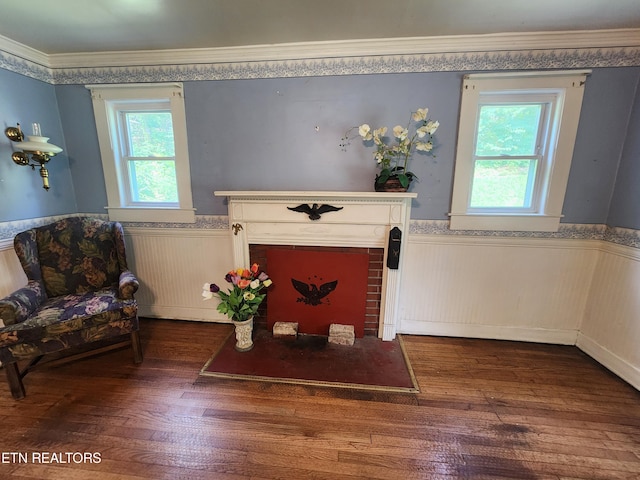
[0,280,46,327]
[118,271,139,300]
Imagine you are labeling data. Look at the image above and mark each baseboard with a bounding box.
[399,319,578,345]
[138,305,227,323]
[577,332,640,390]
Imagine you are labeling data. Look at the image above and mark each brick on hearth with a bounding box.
[273,321,298,340]
[328,323,355,346]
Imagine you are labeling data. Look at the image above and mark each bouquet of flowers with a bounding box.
[202,263,273,322]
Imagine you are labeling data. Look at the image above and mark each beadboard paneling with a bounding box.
[399,235,600,344]
[0,241,27,298]
[123,228,233,322]
[578,243,640,389]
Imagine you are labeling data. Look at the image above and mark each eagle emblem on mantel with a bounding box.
[287,203,343,220]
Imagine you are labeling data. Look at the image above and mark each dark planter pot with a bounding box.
[374,176,409,192]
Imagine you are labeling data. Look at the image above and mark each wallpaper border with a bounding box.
[0,50,53,83]
[1,215,638,249]
[2,46,640,85]
[410,220,640,249]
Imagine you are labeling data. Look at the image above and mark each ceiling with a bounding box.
[1,0,640,56]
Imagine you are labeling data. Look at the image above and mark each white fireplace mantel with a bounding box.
[214,191,416,340]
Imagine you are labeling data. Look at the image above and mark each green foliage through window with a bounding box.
[125,112,175,157]
[475,104,542,156]
[129,160,179,203]
[470,160,537,208]
[470,103,545,209]
[122,110,179,204]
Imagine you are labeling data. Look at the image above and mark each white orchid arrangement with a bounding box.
[343,108,439,189]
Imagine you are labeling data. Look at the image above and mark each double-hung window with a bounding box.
[449,71,589,231]
[88,83,195,223]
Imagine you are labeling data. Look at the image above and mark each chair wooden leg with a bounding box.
[5,362,25,399]
[131,331,143,364]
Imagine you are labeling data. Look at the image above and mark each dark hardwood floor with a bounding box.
[1,318,638,479]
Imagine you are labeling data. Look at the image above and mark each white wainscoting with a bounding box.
[1,225,638,389]
[123,227,233,323]
[399,235,601,345]
[0,239,27,298]
[578,242,640,389]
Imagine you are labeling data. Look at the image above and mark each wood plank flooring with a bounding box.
[0,318,638,479]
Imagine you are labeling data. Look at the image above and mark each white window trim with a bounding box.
[449,70,590,232]
[87,83,195,223]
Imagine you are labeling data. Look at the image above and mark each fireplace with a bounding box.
[214,191,416,340]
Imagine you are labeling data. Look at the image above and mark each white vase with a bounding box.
[234,317,254,352]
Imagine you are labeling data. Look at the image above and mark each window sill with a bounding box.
[106,207,196,224]
[448,213,562,232]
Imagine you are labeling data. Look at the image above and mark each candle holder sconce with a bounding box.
[4,123,63,190]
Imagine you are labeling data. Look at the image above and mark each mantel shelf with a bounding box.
[214,190,417,200]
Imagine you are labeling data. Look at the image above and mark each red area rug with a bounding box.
[200,327,419,393]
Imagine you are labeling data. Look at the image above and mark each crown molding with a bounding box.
[0,28,635,70]
[0,34,50,67]
[2,29,640,84]
[0,33,53,82]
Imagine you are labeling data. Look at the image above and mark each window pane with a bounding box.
[476,105,542,156]
[470,159,538,208]
[125,112,175,157]
[129,160,178,203]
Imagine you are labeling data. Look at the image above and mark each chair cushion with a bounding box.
[10,288,135,331]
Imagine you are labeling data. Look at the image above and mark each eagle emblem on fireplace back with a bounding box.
[291,278,338,306]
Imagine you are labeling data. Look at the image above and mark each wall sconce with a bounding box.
[4,123,63,190]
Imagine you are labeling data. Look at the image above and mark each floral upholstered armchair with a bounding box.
[0,217,143,399]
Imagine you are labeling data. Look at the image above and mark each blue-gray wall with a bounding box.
[9,66,640,228]
[564,67,640,226]
[184,73,460,217]
[0,69,76,221]
[55,85,107,213]
[607,71,640,230]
